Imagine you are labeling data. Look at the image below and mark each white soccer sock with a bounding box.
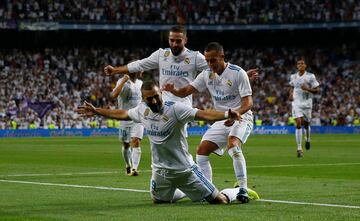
[172,189,187,202]
[131,147,141,170]
[228,147,247,189]
[220,188,238,203]
[122,146,132,167]
[196,154,213,182]
[295,128,302,150]
[305,126,311,142]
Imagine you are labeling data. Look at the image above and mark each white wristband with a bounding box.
[224,110,229,118]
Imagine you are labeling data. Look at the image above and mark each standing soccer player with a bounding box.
[76,81,259,204]
[104,26,207,108]
[111,72,144,175]
[289,58,320,157]
[163,42,254,203]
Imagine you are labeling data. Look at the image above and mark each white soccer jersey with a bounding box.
[127,48,208,106]
[289,71,319,108]
[191,63,253,119]
[128,101,197,170]
[114,78,143,110]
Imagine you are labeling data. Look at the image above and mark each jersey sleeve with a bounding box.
[127,106,141,123]
[289,74,295,86]
[310,74,320,88]
[195,52,208,72]
[190,71,207,92]
[174,103,198,124]
[238,68,252,97]
[127,49,160,73]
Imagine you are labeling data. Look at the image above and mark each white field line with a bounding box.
[247,162,360,168]
[0,171,119,177]
[258,199,360,209]
[1,179,359,209]
[1,162,359,177]
[0,179,148,193]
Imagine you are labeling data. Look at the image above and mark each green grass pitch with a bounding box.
[0,134,359,221]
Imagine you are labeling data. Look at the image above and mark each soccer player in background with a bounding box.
[110,72,144,176]
[289,58,320,157]
[163,42,254,203]
[77,81,259,204]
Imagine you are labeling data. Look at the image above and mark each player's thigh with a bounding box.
[292,105,304,119]
[150,169,176,203]
[201,121,229,155]
[228,119,253,147]
[302,108,312,123]
[130,123,144,147]
[119,124,131,143]
[177,165,219,202]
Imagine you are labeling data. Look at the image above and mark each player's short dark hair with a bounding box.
[296,57,307,64]
[141,80,158,91]
[169,25,187,36]
[205,42,224,53]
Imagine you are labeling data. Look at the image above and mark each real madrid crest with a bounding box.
[184,57,190,64]
[144,108,150,116]
[164,51,170,57]
[227,80,232,87]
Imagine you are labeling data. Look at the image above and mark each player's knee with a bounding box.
[196,141,214,155]
[131,138,141,147]
[227,136,242,149]
[123,142,130,149]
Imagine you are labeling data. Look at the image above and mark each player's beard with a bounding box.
[148,103,161,113]
[171,46,183,56]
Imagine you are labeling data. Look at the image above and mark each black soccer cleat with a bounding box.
[305,141,311,150]
[297,150,303,158]
[237,188,249,203]
[129,169,139,176]
[125,166,131,175]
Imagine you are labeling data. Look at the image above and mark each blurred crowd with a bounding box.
[0,45,360,129]
[1,0,360,24]
[0,45,359,129]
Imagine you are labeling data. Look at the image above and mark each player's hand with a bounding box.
[224,119,235,127]
[301,83,310,91]
[224,110,241,127]
[162,83,175,92]
[228,109,241,120]
[123,74,130,81]
[104,65,115,76]
[246,68,259,81]
[76,101,97,117]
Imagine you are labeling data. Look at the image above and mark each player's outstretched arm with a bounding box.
[110,75,130,99]
[104,65,130,76]
[76,101,130,120]
[195,109,240,121]
[162,84,198,98]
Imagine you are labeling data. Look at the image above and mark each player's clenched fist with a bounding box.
[104,65,115,75]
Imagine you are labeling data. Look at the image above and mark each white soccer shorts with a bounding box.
[118,121,144,143]
[292,104,312,122]
[150,165,219,203]
[201,119,253,156]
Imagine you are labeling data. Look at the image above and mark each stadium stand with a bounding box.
[0,0,359,23]
[1,46,359,129]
